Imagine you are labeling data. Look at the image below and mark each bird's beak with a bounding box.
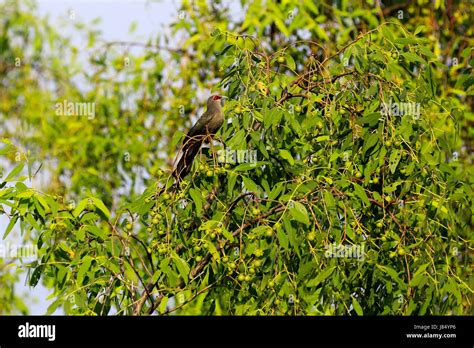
[220,96,227,106]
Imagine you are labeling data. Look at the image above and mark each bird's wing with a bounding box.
[187,110,212,138]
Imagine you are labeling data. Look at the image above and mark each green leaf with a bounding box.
[377,265,405,289]
[4,163,25,182]
[77,256,93,286]
[73,199,89,218]
[414,25,426,35]
[242,176,259,192]
[159,295,169,314]
[276,227,289,250]
[234,162,260,171]
[286,55,296,71]
[151,270,162,284]
[206,241,220,261]
[388,149,402,174]
[362,133,380,159]
[90,198,111,219]
[189,188,202,216]
[85,225,107,240]
[3,214,18,239]
[25,213,40,231]
[409,263,430,287]
[29,265,44,287]
[172,252,190,282]
[279,149,295,165]
[289,201,309,225]
[353,183,369,206]
[307,266,336,287]
[402,52,427,65]
[221,227,234,242]
[394,37,419,45]
[35,194,50,213]
[315,135,330,142]
[352,297,363,315]
[358,112,380,126]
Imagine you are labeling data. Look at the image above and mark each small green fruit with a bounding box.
[196,256,203,262]
[206,170,214,177]
[376,221,383,228]
[386,140,392,147]
[265,228,273,237]
[397,248,406,256]
[238,274,245,282]
[126,223,133,230]
[277,56,285,63]
[294,105,302,113]
[355,171,363,178]
[152,218,159,225]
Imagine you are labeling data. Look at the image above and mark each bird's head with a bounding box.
[207,95,224,108]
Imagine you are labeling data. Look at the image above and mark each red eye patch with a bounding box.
[212,95,222,101]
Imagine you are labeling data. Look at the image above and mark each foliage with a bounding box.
[0,0,472,315]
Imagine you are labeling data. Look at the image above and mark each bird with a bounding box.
[172,95,224,181]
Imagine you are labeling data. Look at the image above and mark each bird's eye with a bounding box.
[213,96,220,101]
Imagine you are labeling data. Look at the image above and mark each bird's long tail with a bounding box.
[173,137,202,181]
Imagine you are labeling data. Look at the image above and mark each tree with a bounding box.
[0,0,471,315]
